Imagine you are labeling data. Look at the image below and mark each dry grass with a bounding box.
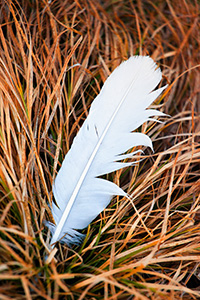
[0,0,200,299]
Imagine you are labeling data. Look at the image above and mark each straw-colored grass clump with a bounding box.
[0,0,199,299]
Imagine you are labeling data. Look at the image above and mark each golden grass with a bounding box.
[0,0,200,299]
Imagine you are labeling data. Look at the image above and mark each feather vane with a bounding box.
[46,56,167,246]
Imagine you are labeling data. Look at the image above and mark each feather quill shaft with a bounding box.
[46,56,167,247]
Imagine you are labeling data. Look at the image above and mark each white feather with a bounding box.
[46,56,167,246]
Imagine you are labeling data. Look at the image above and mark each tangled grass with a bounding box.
[0,0,200,299]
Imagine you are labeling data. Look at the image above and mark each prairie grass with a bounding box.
[0,0,200,299]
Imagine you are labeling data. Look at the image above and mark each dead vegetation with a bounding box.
[0,0,200,299]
